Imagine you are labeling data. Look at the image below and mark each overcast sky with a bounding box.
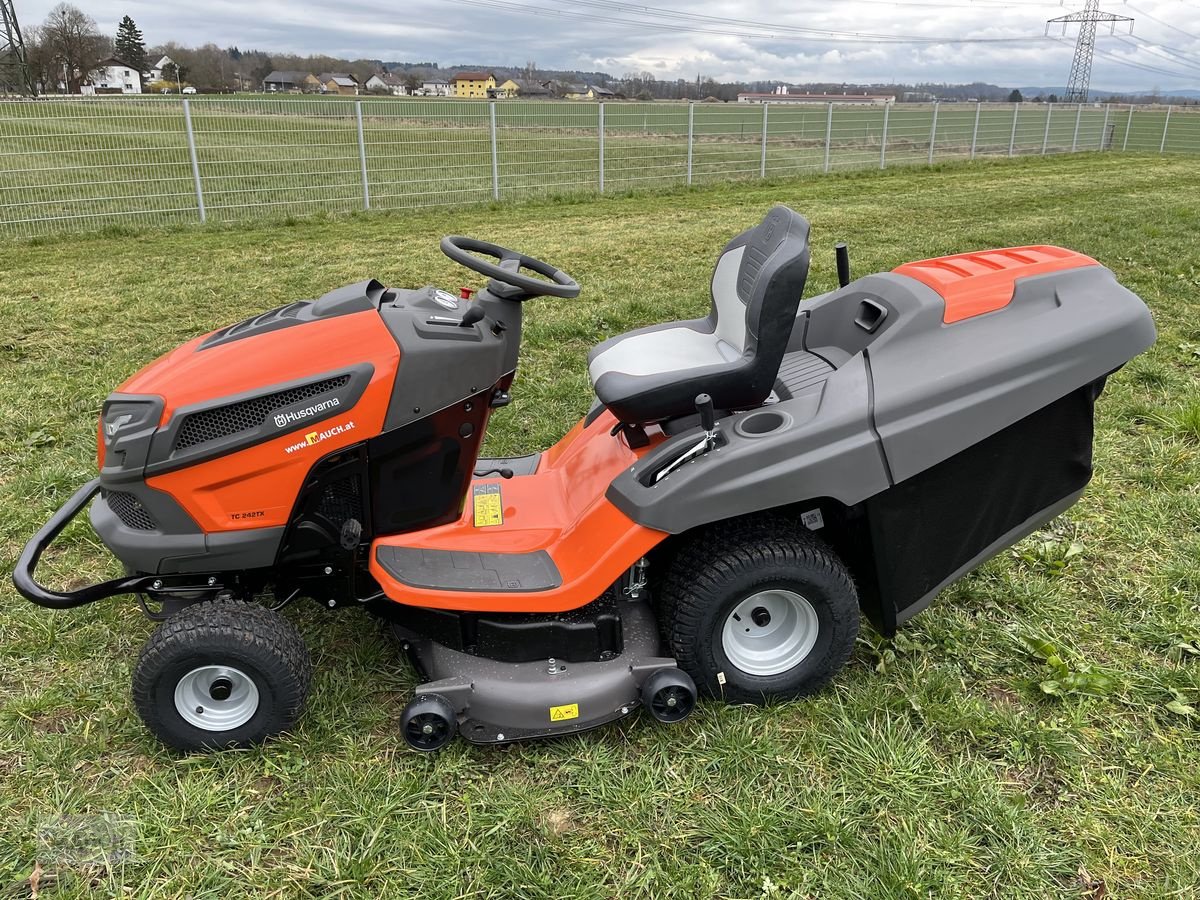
[18,0,1200,91]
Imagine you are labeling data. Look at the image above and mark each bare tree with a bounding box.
[40,3,107,93]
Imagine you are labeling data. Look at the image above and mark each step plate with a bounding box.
[375,545,563,593]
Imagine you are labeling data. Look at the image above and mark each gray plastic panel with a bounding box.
[475,453,541,476]
[400,600,678,742]
[869,266,1156,482]
[376,546,562,592]
[607,355,890,534]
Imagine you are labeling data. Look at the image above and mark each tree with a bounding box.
[114,15,147,75]
[40,4,108,93]
[1007,89,1023,103]
[1048,93,1059,104]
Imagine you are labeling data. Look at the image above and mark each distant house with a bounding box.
[366,73,408,95]
[263,71,318,93]
[84,58,142,94]
[146,55,173,83]
[737,90,895,106]
[418,79,452,97]
[320,73,360,96]
[494,78,550,99]
[563,83,616,101]
[451,71,496,99]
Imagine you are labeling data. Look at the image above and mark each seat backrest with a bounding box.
[705,205,811,404]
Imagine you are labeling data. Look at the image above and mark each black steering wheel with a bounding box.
[440,236,580,300]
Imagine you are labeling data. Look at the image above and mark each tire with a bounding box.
[400,694,458,752]
[132,600,311,752]
[660,520,859,705]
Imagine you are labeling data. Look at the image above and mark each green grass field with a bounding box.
[2,153,1199,898]
[1,97,1197,237]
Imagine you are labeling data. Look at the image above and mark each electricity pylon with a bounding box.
[1,0,35,95]
[1047,0,1135,103]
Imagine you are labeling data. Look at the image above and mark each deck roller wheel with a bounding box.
[400,694,457,752]
[642,668,697,723]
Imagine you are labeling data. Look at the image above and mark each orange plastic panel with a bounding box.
[135,310,400,531]
[894,245,1098,324]
[370,410,668,614]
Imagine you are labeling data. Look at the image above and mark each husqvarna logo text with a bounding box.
[273,397,340,429]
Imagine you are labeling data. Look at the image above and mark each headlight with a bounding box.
[99,396,164,474]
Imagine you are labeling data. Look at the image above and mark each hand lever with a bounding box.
[695,393,717,448]
[473,466,514,479]
[459,305,486,327]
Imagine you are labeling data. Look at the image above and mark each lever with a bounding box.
[836,242,851,288]
[474,466,514,479]
[696,393,715,433]
[695,393,717,449]
[459,305,486,327]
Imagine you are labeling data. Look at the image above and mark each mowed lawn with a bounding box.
[1,153,1199,898]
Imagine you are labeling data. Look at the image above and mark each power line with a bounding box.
[444,0,1051,44]
[1126,3,1200,43]
[1114,35,1200,73]
[1053,34,1198,79]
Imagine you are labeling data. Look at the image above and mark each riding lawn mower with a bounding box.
[14,206,1156,752]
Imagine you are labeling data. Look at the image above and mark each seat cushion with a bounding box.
[588,321,740,384]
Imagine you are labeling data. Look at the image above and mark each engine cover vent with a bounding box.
[173,375,351,451]
[105,490,157,531]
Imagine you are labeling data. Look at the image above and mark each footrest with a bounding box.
[375,546,562,593]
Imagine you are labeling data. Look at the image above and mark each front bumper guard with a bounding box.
[13,478,220,609]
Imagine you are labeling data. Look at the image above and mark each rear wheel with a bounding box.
[660,521,859,705]
[132,601,311,752]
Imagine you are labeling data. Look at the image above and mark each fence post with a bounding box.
[1123,105,1133,151]
[686,102,694,185]
[824,103,833,172]
[759,102,769,178]
[1042,103,1052,155]
[182,99,205,224]
[970,101,980,159]
[1008,102,1019,157]
[1160,105,1172,153]
[928,102,939,165]
[489,101,499,201]
[880,102,889,170]
[598,102,605,192]
[355,101,370,210]
[1071,104,1081,152]
[1100,103,1110,150]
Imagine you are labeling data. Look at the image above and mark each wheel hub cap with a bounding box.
[720,589,820,676]
[175,665,259,731]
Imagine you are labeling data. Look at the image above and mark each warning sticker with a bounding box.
[549,703,579,722]
[472,483,504,527]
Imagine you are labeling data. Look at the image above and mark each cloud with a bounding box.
[18,0,1199,91]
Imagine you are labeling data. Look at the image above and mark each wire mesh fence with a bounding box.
[0,97,1196,237]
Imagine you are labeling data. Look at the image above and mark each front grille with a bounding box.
[105,490,157,531]
[315,475,363,527]
[173,375,351,451]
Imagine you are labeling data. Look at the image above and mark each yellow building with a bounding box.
[451,71,496,98]
[496,78,520,98]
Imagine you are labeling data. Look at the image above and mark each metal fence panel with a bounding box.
[0,97,1196,238]
[0,97,194,234]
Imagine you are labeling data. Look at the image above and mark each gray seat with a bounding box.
[588,205,811,425]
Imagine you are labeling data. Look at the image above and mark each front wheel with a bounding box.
[660,522,859,705]
[132,600,311,752]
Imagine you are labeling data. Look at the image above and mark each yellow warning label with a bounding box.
[472,483,503,527]
[549,703,579,722]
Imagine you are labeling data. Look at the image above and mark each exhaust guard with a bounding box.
[12,479,226,609]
